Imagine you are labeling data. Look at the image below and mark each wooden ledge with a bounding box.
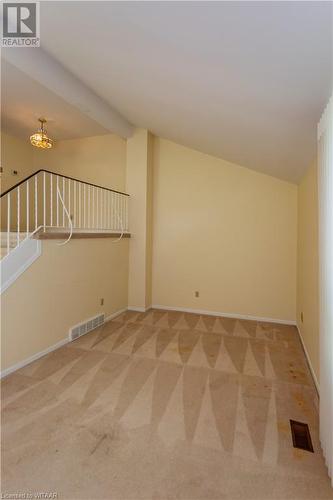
[34,229,131,240]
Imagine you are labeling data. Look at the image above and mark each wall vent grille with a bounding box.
[69,313,104,341]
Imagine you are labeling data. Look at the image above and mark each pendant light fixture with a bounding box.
[30,118,54,149]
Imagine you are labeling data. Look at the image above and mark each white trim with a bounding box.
[296,324,320,395]
[1,239,41,294]
[127,306,151,313]
[1,307,127,379]
[104,308,128,322]
[151,304,296,325]
[0,338,68,379]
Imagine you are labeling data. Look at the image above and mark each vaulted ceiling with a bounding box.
[2,1,332,182]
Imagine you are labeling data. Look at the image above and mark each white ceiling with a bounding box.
[1,60,110,140]
[4,1,333,182]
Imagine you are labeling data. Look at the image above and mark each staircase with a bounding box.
[0,169,130,292]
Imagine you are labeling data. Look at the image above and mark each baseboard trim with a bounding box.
[1,307,127,379]
[127,306,151,313]
[151,304,296,326]
[0,338,68,379]
[105,308,128,322]
[296,324,320,396]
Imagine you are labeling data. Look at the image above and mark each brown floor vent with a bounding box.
[290,420,314,452]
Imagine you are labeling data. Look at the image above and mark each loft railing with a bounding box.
[0,169,129,258]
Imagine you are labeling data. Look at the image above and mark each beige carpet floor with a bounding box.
[1,309,332,499]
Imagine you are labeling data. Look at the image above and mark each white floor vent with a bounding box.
[69,313,105,341]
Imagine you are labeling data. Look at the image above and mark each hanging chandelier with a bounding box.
[30,118,53,149]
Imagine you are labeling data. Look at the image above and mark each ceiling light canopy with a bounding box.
[30,118,53,149]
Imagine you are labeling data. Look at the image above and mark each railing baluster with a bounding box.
[111,192,114,230]
[79,182,81,228]
[97,189,99,228]
[126,197,128,232]
[56,175,59,227]
[83,184,86,228]
[50,173,53,227]
[107,191,110,229]
[118,194,120,231]
[103,190,105,229]
[7,193,10,255]
[98,189,100,229]
[120,195,122,231]
[43,171,46,231]
[120,194,123,231]
[102,190,105,230]
[123,196,125,231]
[68,179,71,228]
[102,189,104,229]
[114,193,117,231]
[17,186,20,246]
[105,191,107,229]
[73,181,76,229]
[120,195,124,230]
[121,195,123,231]
[101,189,102,229]
[35,175,38,230]
[101,189,103,229]
[119,195,123,231]
[88,185,91,229]
[62,177,65,227]
[113,193,115,230]
[92,186,95,229]
[118,195,121,231]
[106,190,108,229]
[26,180,29,237]
[116,193,119,231]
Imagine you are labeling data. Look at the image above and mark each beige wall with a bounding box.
[1,238,129,370]
[297,160,319,386]
[1,133,34,193]
[152,138,297,322]
[33,134,127,192]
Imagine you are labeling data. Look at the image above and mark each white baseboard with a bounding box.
[296,324,320,395]
[1,307,127,379]
[104,308,127,322]
[0,338,68,379]
[152,304,296,326]
[127,306,151,313]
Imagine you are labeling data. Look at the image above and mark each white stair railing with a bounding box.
[0,169,129,259]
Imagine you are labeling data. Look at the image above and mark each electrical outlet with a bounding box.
[301,312,304,323]
[195,291,199,298]
[100,298,104,306]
